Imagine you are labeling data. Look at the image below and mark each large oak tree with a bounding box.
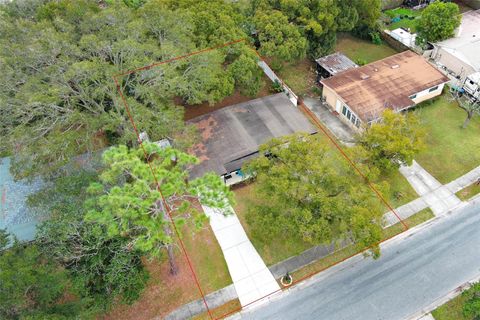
[244,133,384,257]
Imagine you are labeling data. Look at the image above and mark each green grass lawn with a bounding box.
[335,33,399,65]
[456,183,480,201]
[383,208,434,239]
[291,208,434,281]
[233,128,418,266]
[432,293,472,320]
[414,95,480,184]
[384,8,422,32]
[193,299,241,320]
[233,183,313,266]
[381,169,419,208]
[274,58,321,97]
[313,128,417,209]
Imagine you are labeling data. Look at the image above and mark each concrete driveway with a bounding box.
[302,97,355,145]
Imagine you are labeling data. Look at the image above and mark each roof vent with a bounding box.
[360,74,370,80]
[391,64,400,69]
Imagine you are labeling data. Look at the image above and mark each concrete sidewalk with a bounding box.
[163,285,237,320]
[445,165,480,194]
[399,160,462,216]
[383,197,430,227]
[202,205,279,307]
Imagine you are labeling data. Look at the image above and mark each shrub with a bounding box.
[463,282,480,319]
[271,80,284,93]
[355,58,367,66]
[370,31,382,45]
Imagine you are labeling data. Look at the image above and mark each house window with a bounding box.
[351,114,357,125]
[355,118,361,127]
[409,94,417,99]
[346,109,351,120]
[342,105,347,116]
[428,86,439,93]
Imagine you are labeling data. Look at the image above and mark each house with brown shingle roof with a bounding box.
[320,50,449,131]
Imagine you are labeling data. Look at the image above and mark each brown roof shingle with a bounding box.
[321,50,449,122]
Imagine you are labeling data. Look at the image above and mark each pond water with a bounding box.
[0,157,44,241]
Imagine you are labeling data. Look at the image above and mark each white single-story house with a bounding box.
[430,9,480,82]
[320,50,449,131]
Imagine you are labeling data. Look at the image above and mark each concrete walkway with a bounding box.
[302,97,355,145]
[163,285,237,320]
[385,163,480,226]
[445,165,480,194]
[383,197,430,227]
[202,205,280,307]
[398,160,462,216]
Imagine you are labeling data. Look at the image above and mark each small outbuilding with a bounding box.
[388,28,417,48]
[315,52,358,81]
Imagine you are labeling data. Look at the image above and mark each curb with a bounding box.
[407,273,480,320]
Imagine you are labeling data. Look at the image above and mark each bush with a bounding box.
[269,59,284,72]
[355,58,368,66]
[271,79,284,93]
[463,282,480,319]
[311,86,323,96]
[370,31,382,45]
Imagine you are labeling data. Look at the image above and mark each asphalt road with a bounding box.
[235,202,480,320]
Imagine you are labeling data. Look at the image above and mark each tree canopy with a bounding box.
[358,110,426,173]
[0,0,397,316]
[0,0,260,178]
[0,0,385,178]
[417,1,461,43]
[32,170,149,313]
[247,0,382,60]
[0,232,70,319]
[253,9,307,62]
[244,134,384,257]
[85,142,233,273]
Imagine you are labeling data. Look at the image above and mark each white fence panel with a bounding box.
[258,61,298,106]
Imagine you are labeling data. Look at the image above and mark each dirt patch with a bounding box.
[274,58,320,98]
[192,299,241,320]
[183,75,272,121]
[102,250,201,320]
[102,221,232,320]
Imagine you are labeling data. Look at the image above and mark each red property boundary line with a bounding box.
[112,39,409,320]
